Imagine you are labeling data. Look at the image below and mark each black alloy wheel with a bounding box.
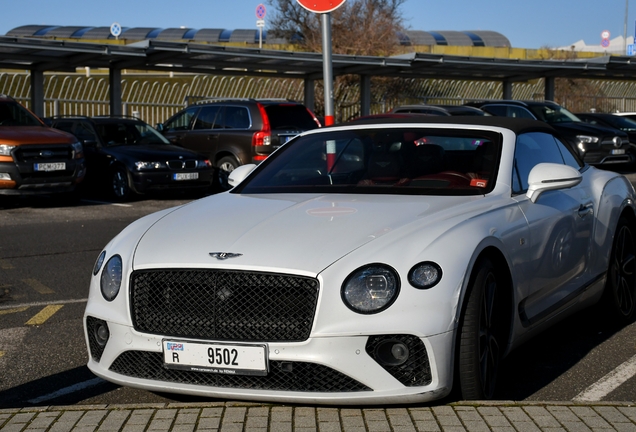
[604,217,636,325]
[111,166,134,201]
[458,258,502,400]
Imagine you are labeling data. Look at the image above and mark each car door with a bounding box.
[179,105,222,159]
[511,131,594,326]
[162,106,200,147]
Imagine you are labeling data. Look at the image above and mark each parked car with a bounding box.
[49,116,213,201]
[467,100,632,166]
[0,95,85,197]
[391,104,488,116]
[85,116,636,404]
[614,112,636,122]
[576,112,636,157]
[157,99,321,187]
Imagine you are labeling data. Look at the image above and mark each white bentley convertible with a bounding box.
[85,116,636,404]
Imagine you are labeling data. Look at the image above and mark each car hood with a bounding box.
[0,126,76,144]
[133,192,479,274]
[551,121,628,137]
[105,144,203,159]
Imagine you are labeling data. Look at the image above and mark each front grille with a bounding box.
[14,145,73,162]
[366,335,432,387]
[110,350,372,392]
[167,160,197,169]
[131,270,319,342]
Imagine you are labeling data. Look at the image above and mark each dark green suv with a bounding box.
[157,99,321,187]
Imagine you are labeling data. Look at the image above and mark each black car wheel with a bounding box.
[216,156,239,190]
[603,217,636,325]
[111,167,134,201]
[458,258,502,400]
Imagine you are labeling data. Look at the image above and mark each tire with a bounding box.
[458,258,503,400]
[111,166,135,201]
[603,217,636,325]
[216,156,239,190]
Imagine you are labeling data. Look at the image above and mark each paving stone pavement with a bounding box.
[0,401,635,432]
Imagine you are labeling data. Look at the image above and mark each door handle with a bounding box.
[578,202,594,218]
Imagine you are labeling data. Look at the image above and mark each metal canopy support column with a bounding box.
[109,67,122,116]
[30,70,45,118]
[304,77,315,113]
[502,80,513,100]
[545,76,556,101]
[360,74,371,117]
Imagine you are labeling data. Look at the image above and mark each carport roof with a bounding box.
[0,36,635,83]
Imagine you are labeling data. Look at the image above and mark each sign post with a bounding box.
[296,0,346,126]
[256,4,266,49]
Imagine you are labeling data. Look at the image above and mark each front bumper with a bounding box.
[0,160,85,195]
[84,319,455,405]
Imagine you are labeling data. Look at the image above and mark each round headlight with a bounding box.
[408,262,442,289]
[100,255,122,301]
[341,264,400,314]
[93,250,106,276]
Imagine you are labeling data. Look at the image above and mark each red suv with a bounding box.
[0,95,85,197]
[157,99,320,187]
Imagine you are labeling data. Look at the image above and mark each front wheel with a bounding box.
[111,167,135,201]
[216,156,239,190]
[458,258,503,400]
[603,217,636,325]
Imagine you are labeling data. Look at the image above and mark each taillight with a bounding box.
[307,108,322,127]
[253,103,272,147]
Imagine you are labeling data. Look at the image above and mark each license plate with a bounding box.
[34,162,65,172]
[612,149,626,155]
[173,172,199,181]
[162,340,268,376]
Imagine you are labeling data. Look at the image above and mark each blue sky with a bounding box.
[0,0,633,50]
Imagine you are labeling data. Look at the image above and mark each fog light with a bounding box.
[374,339,410,366]
[94,322,110,347]
[0,173,11,180]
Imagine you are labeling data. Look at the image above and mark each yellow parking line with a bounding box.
[0,306,29,316]
[0,259,14,270]
[25,305,63,326]
[0,351,5,358]
[22,278,55,294]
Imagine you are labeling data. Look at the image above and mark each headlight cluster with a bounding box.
[0,144,15,156]
[94,251,123,301]
[341,262,443,314]
[198,159,212,168]
[576,135,599,146]
[135,161,168,170]
[342,264,400,314]
[72,142,84,159]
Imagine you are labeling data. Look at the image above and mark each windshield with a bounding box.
[235,127,501,196]
[528,104,581,124]
[0,102,42,126]
[96,121,171,146]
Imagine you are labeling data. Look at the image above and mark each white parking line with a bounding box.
[27,377,105,404]
[573,354,636,402]
[80,199,132,207]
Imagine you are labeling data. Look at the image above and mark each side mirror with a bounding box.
[155,123,164,132]
[526,162,582,203]
[227,164,256,188]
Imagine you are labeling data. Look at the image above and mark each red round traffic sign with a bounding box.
[256,4,266,19]
[296,0,346,13]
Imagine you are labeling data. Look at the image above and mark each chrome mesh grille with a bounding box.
[130,269,319,342]
[109,350,372,392]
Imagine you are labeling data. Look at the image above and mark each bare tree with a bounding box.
[267,0,406,56]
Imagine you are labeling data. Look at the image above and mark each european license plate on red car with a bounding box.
[173,172,198,181]
[162,340,268,376]
[34,162,65,172]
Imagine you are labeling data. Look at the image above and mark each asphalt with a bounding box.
[1,401,635,431]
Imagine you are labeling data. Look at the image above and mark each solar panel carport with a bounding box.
[1,35,636,118]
